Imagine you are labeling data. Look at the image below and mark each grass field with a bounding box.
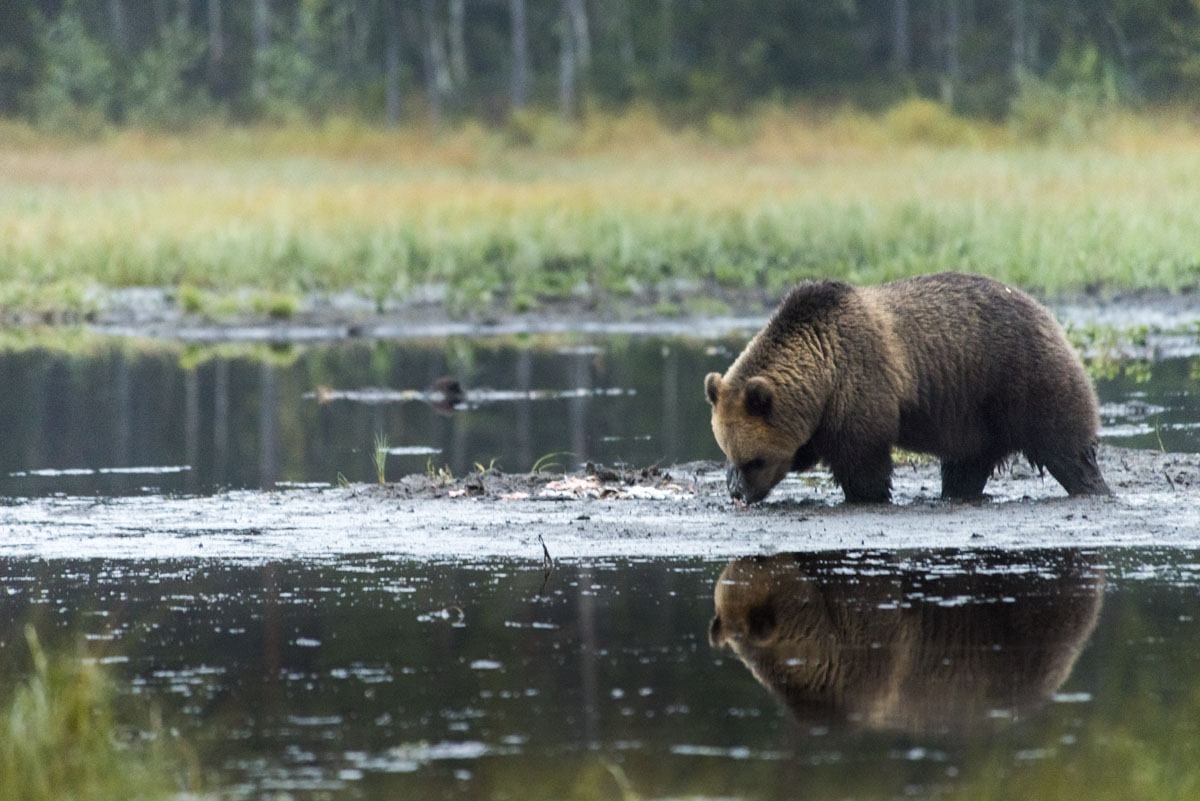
[3,104,1200,321]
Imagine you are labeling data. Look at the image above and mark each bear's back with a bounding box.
[870,273,1097,461]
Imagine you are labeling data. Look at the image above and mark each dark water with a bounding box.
[0,336,1198,498]
[3,548,1200,800]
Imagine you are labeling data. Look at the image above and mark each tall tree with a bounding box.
[417,0,453,118]
[509,0,530,109]
[206,0,224,90]
[0,0,43,114]
[449,0,468,88]
[559,0,577,117]
[609,0,636,71]
[383,0,403,125]
[565,0,591,73]
[108,0,128,53]
[941,0,961,107]
[252,0,270,102]
[658,0,674,73]
[559,0,591,116]
[891,0,910,74]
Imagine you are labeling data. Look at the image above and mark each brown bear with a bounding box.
[709,551,1104,733]
[704,272,1110,503]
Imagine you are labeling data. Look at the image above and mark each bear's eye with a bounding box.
[742,458,765,473]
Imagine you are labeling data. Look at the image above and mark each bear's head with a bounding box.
[704,370,823,504]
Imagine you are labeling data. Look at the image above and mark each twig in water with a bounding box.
[1154,417,1167,454]
[537,534,555,595]
[1164,469,1176,491]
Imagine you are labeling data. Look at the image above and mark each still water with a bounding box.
[3,548,1199,800]
[1,336,1198,496]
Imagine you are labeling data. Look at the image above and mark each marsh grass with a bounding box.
[0,626,200,801]
[424,456,453,485]
[3,106,1200,319]
[532,451,574,474]
[373,432,389,485]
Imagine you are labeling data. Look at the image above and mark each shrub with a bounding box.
[1009,46,1121,144]
[0,626,199,801]
[882,98,977,146]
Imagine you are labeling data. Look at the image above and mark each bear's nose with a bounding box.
[726,465,744,501]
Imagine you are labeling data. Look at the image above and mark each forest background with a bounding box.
[3,0,1200,320]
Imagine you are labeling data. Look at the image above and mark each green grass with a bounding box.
[0,626,200,801]
[373,432,389,485]
[3,106,1200,321]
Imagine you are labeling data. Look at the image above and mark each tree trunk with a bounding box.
[891,0,910,74]
[207,0,224,89]
[1010,0,1025,79]
[941,0,961,108]
[658,0,673,72]
[152,0,169,29]
[418,0,453,119]
[253,0,270,102]
[449,0,468,87]
[565,0,591,72]
[109,0,127,52]
[509,0,530,109]
[610,0,635,70]
[559,2,577,118]
[384,1,403,126]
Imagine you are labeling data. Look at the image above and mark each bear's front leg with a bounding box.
[830,444,893,503]
[791,439,820,473]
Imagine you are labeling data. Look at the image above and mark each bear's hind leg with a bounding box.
[940,457,996,500]
[1041,443,1112,496]
[832,446,893,504]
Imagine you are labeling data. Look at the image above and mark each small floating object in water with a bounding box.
[429,376,466,415]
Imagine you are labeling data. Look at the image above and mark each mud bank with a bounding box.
[2,447,1198,562]
[59,286,1200,344]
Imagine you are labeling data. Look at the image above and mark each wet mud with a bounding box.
[73,286,1200,345]
[3,446,1198,562]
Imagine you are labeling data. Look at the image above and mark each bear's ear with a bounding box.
[743,376,774,418]
[708,615,725,648]
[704,372,722,406]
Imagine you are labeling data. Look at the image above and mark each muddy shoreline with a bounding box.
[3,446,1198,562]
[10,285,1200,343]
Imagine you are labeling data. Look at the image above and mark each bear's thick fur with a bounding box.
[709,552,1104,733]
[704,272,1110,503]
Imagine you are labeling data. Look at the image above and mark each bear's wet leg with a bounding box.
[940,458,995,500]
[833,447,893,504]
[1042,443,1112,496]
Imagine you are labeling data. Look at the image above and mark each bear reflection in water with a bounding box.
[709,551,1103,734]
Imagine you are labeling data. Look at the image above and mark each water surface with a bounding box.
[3,548,1198,800]
[1,337,1197,497]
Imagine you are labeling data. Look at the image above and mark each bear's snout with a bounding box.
[725,464,744,502]
[726,465,769,505]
